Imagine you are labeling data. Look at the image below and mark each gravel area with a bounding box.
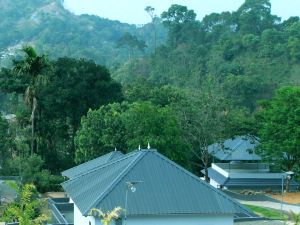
[271,192,300,205]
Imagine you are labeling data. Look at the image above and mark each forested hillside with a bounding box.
[0,0,299,193]
[0,0,166,66]
[113,2,300,111]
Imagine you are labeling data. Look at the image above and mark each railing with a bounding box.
[229,172,285,179]
[214,163,269,171]
[0,176,21,180]
[211,163,285,179]
[48,199,69,225]
[51,198,70,204]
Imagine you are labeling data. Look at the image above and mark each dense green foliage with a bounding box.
[0,54,124,172]
[113,1,300,106]
[257,86,300,172]
[0,116,12,166]
[74,103,128,163]
[75,101,189,166]
[0,0,299,194]
[0,183,48,224]
[2,155,64,193]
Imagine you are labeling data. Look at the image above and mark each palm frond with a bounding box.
[290,210,300,225]
[89,207,123,224]
[22,46,37,58]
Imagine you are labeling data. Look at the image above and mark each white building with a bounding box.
[206,136,299,190]
[62,149,250,225]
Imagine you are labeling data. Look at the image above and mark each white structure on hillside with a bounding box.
[207,136,299,190]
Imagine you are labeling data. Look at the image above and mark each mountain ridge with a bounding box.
[0,0,166,66]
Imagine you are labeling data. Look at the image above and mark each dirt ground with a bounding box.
[270,192,300,204]
[43,192,67,198]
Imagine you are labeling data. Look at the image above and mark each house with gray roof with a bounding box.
[62,149,251,225]
[207,135,299,190]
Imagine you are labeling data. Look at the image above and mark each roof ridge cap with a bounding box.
[106,150,122,162]
[83,151,148,216]
[152,151,247,213]
[62,151,138,185]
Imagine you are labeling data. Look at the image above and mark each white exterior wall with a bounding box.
[71,198,233,225]
[71,198,106,225]
[210,178,220,188]
[73,201,96,225]
[126,214,233,225]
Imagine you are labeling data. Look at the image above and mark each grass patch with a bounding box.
[244,204,288,220]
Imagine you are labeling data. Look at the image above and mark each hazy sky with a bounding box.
[63,0,300,25]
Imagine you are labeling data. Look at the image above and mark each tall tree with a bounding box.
[257,86,300,174]
[235,0,280,34]
[122,101,189,165]
[145,6,157,53]
[117,33,147,60]
[75,101,189,166]
[161,4,199,47]
[74,102,128,163]
[38,57,123,170]
[174,80,230,181]
[10,46,49,155]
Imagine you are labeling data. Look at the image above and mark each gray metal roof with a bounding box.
[207,168,299,190]
[208,136,261,161]
[62,151,124,178]
[62,149,248,216]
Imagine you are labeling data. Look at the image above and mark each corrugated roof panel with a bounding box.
[62,151,124,178]
[62,152,142,215]
[93,151,246,216]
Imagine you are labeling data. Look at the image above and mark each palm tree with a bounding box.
[12,46,49,155]
[89,207,123,225]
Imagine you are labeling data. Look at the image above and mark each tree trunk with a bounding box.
[286,177,291,193]
[31,116,34,155]
[30,97,37,155]
[205,166,209,183]
[153,21,157,55]
[204,151,209,183]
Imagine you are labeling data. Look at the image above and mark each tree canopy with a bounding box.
[258,86,300,172]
